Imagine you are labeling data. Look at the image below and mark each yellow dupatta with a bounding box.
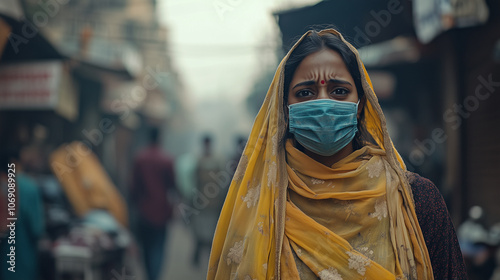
[208,29,433,280]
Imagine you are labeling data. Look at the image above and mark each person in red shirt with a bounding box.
[131,127,176,280]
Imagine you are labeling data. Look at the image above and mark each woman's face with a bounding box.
[287,48,359,107]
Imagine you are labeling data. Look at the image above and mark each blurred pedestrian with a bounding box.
[174,152,197,203]
[191,134,225,267]
[208,29,466,279]
[131,127,177,280]
[0,148,45,280]
[458,206,497,279]
[230,136,246,175]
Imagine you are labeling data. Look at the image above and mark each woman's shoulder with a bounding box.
[405,172,442,202]
[404,171,448,221]
[404,173,468,278]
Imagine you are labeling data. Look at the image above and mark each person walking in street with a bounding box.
[131,127,177,280]
[191,135,225,267]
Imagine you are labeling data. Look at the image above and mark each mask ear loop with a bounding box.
[356,99,362,121]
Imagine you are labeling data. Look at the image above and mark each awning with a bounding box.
[274,0,415,51]
[0,15,65,62]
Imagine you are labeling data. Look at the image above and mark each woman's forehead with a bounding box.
[293,49,352,80]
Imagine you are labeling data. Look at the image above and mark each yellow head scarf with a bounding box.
[208,29,433,280]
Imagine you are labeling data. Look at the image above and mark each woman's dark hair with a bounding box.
[283,30,376,150]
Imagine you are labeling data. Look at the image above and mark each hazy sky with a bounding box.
[157,0,320,102]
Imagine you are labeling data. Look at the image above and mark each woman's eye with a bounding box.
[296,90,314,97]
[331,88,349,96]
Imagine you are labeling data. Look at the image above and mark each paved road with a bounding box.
[123,218,211,280]
[162,219,209,280]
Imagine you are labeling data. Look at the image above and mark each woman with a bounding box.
[208,29,466,280]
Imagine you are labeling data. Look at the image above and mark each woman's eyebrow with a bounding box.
[292,80,315,89]
[329,78,352,86]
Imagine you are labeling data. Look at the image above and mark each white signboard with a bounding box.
[0,61,62,109]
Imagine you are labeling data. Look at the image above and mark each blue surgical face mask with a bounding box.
[288,99,359,156]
